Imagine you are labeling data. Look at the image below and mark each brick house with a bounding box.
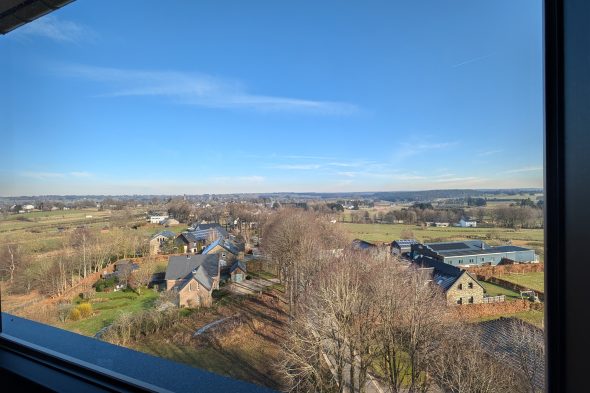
[415,256,485,305]
[164,254,220,307]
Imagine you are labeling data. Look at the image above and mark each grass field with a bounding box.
[341,223,544,243]
[495,272,545,292]
[64,289,159,336]
[480,281,521,300]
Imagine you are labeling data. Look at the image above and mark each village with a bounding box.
[0,192,545,391]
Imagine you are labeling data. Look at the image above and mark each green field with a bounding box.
[341,223,544,243]
[496,272,545,292]
[64,289,159,336]
[480,281,521,300]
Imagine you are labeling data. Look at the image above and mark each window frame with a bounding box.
[0,0,583,391]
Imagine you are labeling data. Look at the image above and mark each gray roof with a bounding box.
[151,230,176,240]
[165,254,219,290]
[391,239,418,248]
[352,239,377,250]
[230,260,247,274]
[195,223,229,238]
[413,256,484,292]
[426,240,490,252]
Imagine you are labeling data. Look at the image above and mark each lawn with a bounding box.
[480,281,521,300]
[495,272,545,292]
[64,289,159,336]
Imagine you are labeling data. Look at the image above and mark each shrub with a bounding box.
[77,303,93,318]
[57,303,72,322]
[94,276,118,292]
[69,308,81,321]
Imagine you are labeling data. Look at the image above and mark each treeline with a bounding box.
[0,227,148,297]
[262,210,544,393]
[345,205,543,229]
[167,200,267,226]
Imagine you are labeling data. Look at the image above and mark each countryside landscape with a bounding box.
[0,189,545,392]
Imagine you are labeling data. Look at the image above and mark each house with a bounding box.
[390,239,419,256]
[414,256,485,305]
[148,214,169,224]
[22,204,35,211]
[194,223,230,239]
[230,261,247,283]
[411,240,538,267]
[202,238,242,264]
[150,230,176,255]
[459,217,477,227]
[164,254,221,308]
[161,218,180,226]
[175,232,204,254]
[103,260,140,285]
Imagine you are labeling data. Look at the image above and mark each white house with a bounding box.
[22,204,35,211]
[149,214,169,224]
[459,218,477,227]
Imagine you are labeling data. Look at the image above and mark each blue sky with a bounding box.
[0,0,543,196]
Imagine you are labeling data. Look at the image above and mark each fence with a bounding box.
[482,295,505,304]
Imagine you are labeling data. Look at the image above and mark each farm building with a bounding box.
[411,240,538,267]
[164,254,220,308]
[390,239,419,256]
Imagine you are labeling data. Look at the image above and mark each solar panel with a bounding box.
[429,242,470,251]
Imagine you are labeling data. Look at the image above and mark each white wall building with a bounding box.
[149,215,169,224]
[459,218,477,227]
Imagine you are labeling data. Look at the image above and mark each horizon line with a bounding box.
[0,187,545,199]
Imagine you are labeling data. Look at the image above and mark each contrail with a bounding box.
[452,53,495,68]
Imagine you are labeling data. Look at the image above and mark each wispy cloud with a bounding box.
[20,171,93,180]
[394,140,458,161]
[70,171,93,178]
[479,149,503,157]
[503,166,543,174]
[451,53,495,68]
[58,64,359,115]
[272,164,322,170]
[14,16,95,43]
[21,171,65,180]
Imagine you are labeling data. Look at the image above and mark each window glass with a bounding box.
[1,1,544,392]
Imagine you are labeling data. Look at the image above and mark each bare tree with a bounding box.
[430,324,524,393]
[505,320,545,393]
